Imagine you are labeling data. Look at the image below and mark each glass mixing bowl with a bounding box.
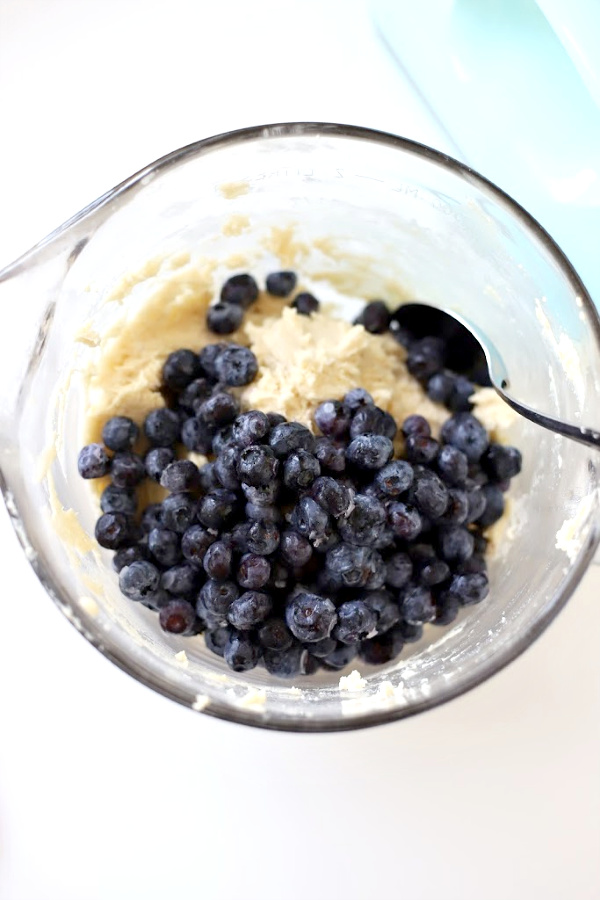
[1,123,599,731]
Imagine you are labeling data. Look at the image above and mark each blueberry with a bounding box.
[220,273,259,309]
[159,460,199,493]
[241,481,279,507]
[161,563,201,595]
[263,644,305,677]
[401,415,431,438]
[437,488,469,525]
[434,591,460,625]
[100,484,137,516]
[180,417,214,453]
[268,560,291,591]
[203,540,232,580]
[78,443,111,479]
[145,447,175,482]
[346,434,393,470]
[144,408,180,447]
[310,476,354,518]
[321,642,358,670]
[374,460,414,497]
[419,558,450,587]
[198,392,240,427]
[237,553,271,589]
[215,345,258,387]
[119,560,160,600]
[159,599,196,634]
[285,592,337,642]
[102,416,139,452]
[198,579,239,617]
[197,489,238,530]
[181,525,214,565]
[232,410,270,447]
[437,444,469,486]
[110,452,145,489]
[206,302,244,335]
[230,522,251,553]
[333,600,377,644]
[245,502,281,523]
[477,484,505,527]
[449,572,489,604]
[353,300,391,334]
[314,400,350,439]
[290,496,330,542]
[447,375,474,412]
[266,412,286,427]
[456,554,488,576]
[385,552,413,589]
[410,467,449,518]
[237,444,279,487]
[405,434,439,465]
[246,520,280,556]
[292,292,319,315]
[387,502,422,540]
[141,503,164,533]
[207,448,237,492]
[338,494,386,547]
[437,525,474,562]
[269,421,315,457]
[178,377,213,411]
[280,530,313,567]
[359,627,405,665]
[482,444,522,482]
[398,620,423,643]
[198,343,227,379]
[162,349,201,390]
[113,544,150,573]
[266,270,297,297]
[223,631,261,671]
[427,371,455,405]
[400,584,436,625]
[349,406,391,439]
[362,589,401,634]
[441,412,489,462]
[306,636,337,658]
[407,336,445,380]
[343,388,374,413]
[162,493,198,533]
[211,426,235,456]
[313,437,346,473]
[283,450,321,492]
[95,512,134,549]
[227,591,272,630]
[204,626,232,657]
[148,527,182,566]
[325,543,381,589]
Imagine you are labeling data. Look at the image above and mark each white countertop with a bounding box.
[0,2,599,899]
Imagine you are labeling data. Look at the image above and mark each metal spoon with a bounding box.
[392,303,600,450]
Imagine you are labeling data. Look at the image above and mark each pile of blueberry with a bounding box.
[77,274,522,679]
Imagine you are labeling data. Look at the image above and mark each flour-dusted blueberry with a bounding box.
[237,444,279,486]
[179,378,213,412]
[437,444,469,486]
[203,540,233,580]
[419,558,450,587]
[426,371,455,405]
[159,459,200,493]
[410,466,449,519]
[346,434,393,470]
[385,552,413,589]
[162,349,201,390]
[310,476,354,518]
[333,600,377,644]
[215,345,258,388]
[102,416,139,452]
[159,599,196,634]
[141,503,163,533]
[210,446,239,491]
[266,270,297,297]
[161,563,201,596]
[148,528,182,566]
[119,560,161,601]
[95,513,133,549]
[387,502,422,540]
[198,579,239,618]
[283,450,321,492]
[449,572,489,605]
[245,502,281,523]
[145,447,175,482]
[197,391,240,427]
[100,484,137,516]
[220,273,259,308]
[434,591,460,625]
[246,520,280,556]
[343,388,374,413]
[265,412,285,428]
[112,544,150,572]
[204,626,232,657]
[407,336,445,380]
[224,631,261,672]
[180,417,214,453]
[144,408,180,447]
[206,302,244,335]
[441,412,489,462]
[237,553,271,590]
[349,405,390,439]
[162,492,198,533]
[400,583,436,625]
[314,400,351,439]
[402,414,431,438]
[405,434,439,465]
[78,443,111,479]
[362,589,401,634]
[321,642,358,670]
[437,525,474,563]
[180,525,213,566]
[231,410,270,448]
[436,487,469,526]
[285,591,337,642]
[269,421,315,457]
[241,481,279,507]
[198,342,227,379]
[197,489,238,530]
[211,426,235,456]
[375,460,414,497]
[359,627,405,665]
[477,484,505,527]
[228,591,272,630]
[338,493,386,547]
[280,530,313,567]
[290,496,330,543]
[110,452,146,489]
[482,444,523,482]
[263,644,305,677]
[325,543,381,589]
[292,292,319,315]
[314,437,346,473]
[354,300,391,334]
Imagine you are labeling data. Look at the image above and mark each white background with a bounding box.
[0,2,599,899]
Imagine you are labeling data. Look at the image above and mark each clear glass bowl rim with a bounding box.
[2,121,599,732]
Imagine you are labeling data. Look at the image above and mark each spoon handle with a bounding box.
[497,387,600,449]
